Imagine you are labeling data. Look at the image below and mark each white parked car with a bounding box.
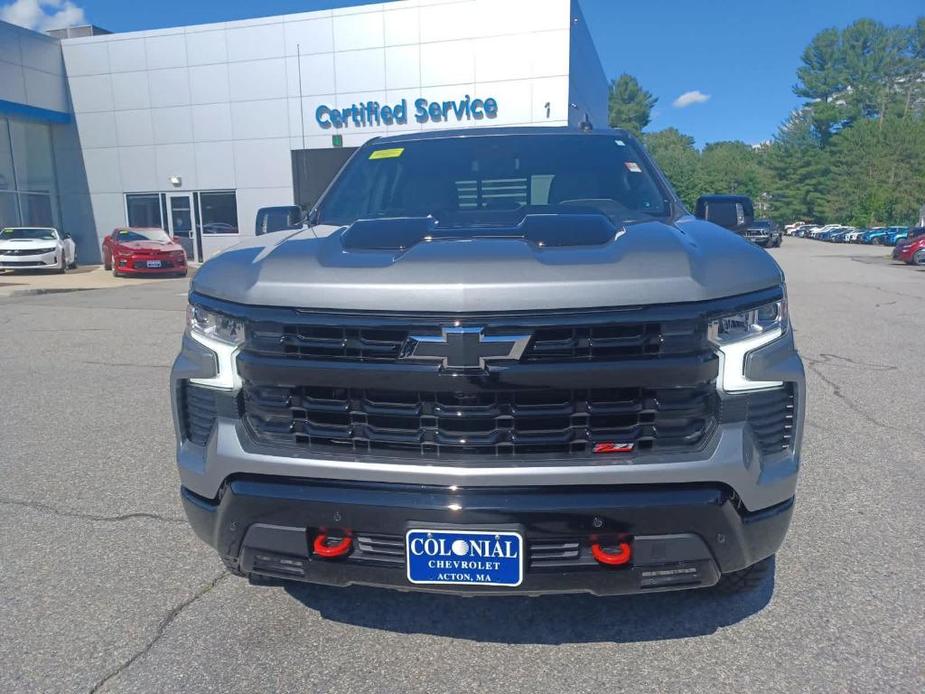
[0,227,77,273]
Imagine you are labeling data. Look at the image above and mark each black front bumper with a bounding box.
[182,477,793,596]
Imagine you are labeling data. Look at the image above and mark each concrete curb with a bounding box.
[6,287,103,297]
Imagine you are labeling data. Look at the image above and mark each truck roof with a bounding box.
[369,126,633,146]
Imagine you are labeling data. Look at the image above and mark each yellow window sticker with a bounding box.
[369,147,404,160]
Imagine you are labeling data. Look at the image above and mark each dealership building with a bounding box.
[0,0,606,263]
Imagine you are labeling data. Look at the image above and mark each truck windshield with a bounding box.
[316,133,671,229]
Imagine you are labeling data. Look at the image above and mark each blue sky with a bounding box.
[4,0,922,145]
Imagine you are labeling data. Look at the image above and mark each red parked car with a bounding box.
[102,227,188,277]
[895,233,925,266]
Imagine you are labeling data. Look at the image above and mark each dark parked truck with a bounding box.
[172,127,805,596]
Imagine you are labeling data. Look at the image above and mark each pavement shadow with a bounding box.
[1,266,98,276]
[279,558,775,644]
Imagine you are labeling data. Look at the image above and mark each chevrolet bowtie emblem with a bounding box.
[402,327,531,371]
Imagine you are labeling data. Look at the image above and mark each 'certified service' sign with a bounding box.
[316,96,498,129]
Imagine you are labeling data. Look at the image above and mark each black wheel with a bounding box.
[914,250,925,266]
[68,252,78,270]
[872,237,883,245]
[713,556,774,594]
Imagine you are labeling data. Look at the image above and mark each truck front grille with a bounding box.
[242,382,717,458]
[245,318,705,363]
[186,292,795,462]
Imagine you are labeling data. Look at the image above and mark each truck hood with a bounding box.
[192,216,784,312]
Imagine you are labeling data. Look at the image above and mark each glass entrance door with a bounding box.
[166,193,197,262]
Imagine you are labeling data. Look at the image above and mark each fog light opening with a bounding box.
[312,530,353,558]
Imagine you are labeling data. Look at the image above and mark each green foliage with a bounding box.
[699,141,764,201]
[764,111,829,223]
[608,73,657,136]
[633,15,925,226]
[642,128,700,208]
[793,19,925,139]
[824,117,925,226]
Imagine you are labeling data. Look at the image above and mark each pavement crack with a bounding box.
[88,571,230,693]
[0,497,186,524]
[809,352,897,372]
[803,357,901,432]
[863,284,925,301]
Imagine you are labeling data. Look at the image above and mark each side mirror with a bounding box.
[255,205,305,236]
[695,196,754,231]
[288,206,307,228]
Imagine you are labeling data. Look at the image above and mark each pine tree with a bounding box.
[608,74,657,136]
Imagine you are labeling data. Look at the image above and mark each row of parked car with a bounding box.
[0,225,189,277]
[786,223,925,265]
[788,223,911,245]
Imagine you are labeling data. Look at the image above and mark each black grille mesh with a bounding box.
[746,385,795,454]
[180,382,217,446]
[244,319,705,364]
[242,382,716,458]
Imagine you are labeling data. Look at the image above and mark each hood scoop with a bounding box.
[340,214,618,252]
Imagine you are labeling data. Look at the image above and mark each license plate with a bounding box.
[405,529,523,586]
[146,260,162,268]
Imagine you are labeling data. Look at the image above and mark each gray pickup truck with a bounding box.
[172,127,804,596]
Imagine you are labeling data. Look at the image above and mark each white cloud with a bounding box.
[672,90,711,109]
[0,0,87,32]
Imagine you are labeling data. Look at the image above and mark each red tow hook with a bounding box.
[591,536,633,566]
[312,531,353,558]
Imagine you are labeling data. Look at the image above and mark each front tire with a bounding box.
[914,250,925,266]
[872,237,883,245]
[713,556,774,594]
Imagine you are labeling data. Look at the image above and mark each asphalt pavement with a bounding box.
[0,238,922,693]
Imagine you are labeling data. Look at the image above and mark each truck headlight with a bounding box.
[186,304,244,389]
[708,294,787,392]
[187,304,244,346]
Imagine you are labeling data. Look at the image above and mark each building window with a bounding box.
[19,193,54,227]
[9,119,56,195]
[126,193,164,228]
[0,192,18,228]
[0,119,14,195]
[199,191,238,234]
[0,116,61,228]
